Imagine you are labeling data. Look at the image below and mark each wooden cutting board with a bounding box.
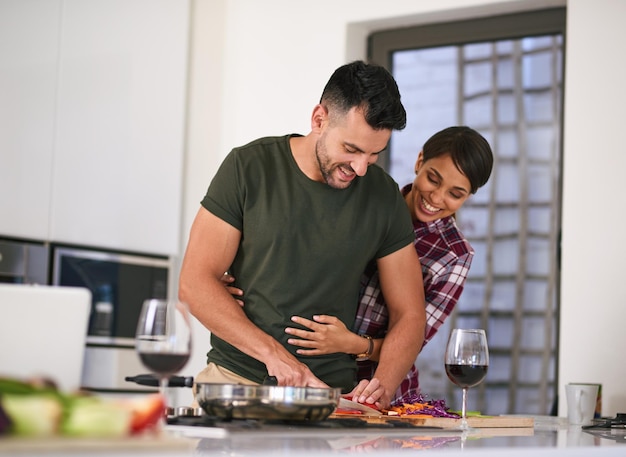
[329,413,534,428]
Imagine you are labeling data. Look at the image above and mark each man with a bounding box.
[283,126,494,404]
[179,61,425,408]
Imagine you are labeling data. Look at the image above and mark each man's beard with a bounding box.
[315,137,352,190]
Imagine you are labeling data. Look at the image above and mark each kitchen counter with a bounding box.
[0,416,623,456]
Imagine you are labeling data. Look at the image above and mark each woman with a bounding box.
[284,126,494,405]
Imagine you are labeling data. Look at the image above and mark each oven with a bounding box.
[51,244,172,392]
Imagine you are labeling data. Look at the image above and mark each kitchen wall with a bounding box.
[182,0,626,416]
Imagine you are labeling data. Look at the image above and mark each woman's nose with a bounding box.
[430,187,444,204]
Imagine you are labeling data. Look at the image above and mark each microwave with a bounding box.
[51,245,171,346]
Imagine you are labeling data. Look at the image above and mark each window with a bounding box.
[369,8,565,415]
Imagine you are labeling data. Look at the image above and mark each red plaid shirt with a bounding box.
[353,185,474,404]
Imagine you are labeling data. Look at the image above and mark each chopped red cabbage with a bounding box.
[391,392,461,419]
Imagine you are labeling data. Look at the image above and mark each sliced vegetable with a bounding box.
[0,377,58,396]
[388,393,460,419]
[61,396,131,437]
[333,407,364,415]
[449,410,488,417]
[126,393,165,434]
[1,393,62,436]
[0,376,165,437]
[340,395,379,411]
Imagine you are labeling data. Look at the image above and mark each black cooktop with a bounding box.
[167,414,442,431]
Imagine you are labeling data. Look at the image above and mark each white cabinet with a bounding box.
[50,0,189,254]
[1,0,189,256]
[0,0,61,240]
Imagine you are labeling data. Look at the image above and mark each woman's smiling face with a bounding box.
[408,151,472,223]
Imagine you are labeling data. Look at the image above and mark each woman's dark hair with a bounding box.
[320,60,406,131]
[422,126,494,194]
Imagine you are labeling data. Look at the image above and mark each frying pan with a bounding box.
[195,383,341,421]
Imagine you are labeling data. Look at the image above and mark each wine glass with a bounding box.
[135,298,192,420]
[444,328,489,431]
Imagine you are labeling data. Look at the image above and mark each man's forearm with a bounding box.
[372,311,424,402]
[180,275,326,387]
[180,275,281,364]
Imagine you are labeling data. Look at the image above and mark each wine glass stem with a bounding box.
[461,387,469,429]
[159,376,170,425]
[159,376,169,399]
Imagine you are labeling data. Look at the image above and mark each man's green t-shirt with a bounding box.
[201,135,414,392]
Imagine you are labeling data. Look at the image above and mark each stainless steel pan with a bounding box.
[195,383,341,421]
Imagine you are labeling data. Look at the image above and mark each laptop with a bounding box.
[0,284,91,392]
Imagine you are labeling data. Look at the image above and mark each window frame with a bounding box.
[368,7,566,171]
[367,7,567,415]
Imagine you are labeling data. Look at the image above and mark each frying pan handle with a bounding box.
[125,374,194,388]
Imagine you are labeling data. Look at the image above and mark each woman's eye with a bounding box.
[450,191,467,200]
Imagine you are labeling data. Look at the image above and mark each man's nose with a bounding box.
[351,155,371,177]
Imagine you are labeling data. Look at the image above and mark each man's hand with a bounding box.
[264,342,329,388]
[216,274,326,387]
[346,378,391,410]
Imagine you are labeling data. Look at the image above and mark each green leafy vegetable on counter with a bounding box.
[449,410,492,418]
[61,396,130,437]
[1,393,62,436]
[0,377,163,438]
[0,377,68,436]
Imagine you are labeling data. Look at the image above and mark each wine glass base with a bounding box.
[452,422,477,432]
[449,418,474,432]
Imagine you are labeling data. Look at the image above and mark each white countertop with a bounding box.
[0,416,623,456]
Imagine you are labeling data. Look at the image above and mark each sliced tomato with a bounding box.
[333,407,364,415]
[340,394,379,411]
[127,393,165,434]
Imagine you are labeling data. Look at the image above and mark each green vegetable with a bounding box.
[450,410,492,417]
[61,396,130,437]
[0,377,52,395]
[0,377,153,438]
[1,393,62,436]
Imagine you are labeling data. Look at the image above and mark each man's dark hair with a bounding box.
[320,60,406,131]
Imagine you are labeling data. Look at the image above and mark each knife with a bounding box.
[337,397,381,416]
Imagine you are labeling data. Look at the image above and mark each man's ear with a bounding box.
[310,104,328,132]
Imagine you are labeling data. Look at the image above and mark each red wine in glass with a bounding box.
[135,299,192,425]
[139,352,190,376]
[444,329,489,430]
[445,364,488,388]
